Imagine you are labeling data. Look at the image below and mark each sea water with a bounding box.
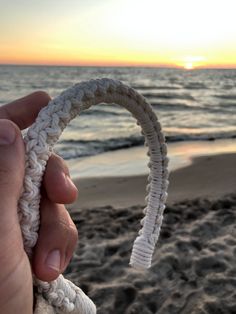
[0,65,236,167]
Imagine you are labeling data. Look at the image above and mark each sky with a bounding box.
[1,0,236,68]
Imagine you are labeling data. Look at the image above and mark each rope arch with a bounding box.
[19,78,169,314]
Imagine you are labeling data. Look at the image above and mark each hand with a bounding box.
[0,92,78,313]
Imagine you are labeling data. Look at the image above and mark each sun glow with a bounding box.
[0,0,236,67]
[177,56,207,70]
[184,62,194,70]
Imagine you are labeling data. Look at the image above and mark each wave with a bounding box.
[214,94,236,100]
[151,101,235,113]
[134,85,181,90]
[80,108,120,116]
[166,133,236,142]
[56,132,236,160]
[151,102,200,111]
[183,82,208,90]
[218,102,236,110]
[222,84,235,90]
[57,135,144,159]
[143,92,195,101]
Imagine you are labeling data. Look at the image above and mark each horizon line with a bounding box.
[1,62,236,70]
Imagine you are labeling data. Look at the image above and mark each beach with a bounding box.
[1,65,235,313]
[65,151,236,314]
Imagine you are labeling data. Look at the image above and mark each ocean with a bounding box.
[0,65,236,162]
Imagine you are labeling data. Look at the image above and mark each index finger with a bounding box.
[0,91,51,130]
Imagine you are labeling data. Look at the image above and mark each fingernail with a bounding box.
[46,250,61,272]
[0,120,16,145]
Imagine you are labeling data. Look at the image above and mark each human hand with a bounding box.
[0,92,78,313]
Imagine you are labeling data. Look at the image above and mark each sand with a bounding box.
[69,153,236,210]
[65,153,236,314]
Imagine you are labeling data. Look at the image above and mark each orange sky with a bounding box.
[1,0,236,68]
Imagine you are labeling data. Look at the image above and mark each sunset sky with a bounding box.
[1,0,236,68]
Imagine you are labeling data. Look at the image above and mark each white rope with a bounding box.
[18,78,169,313]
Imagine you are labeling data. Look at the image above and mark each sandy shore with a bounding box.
[69,153,236,210]
[65,153,236,314]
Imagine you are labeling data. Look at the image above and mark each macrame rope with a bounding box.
[18,78,168,314]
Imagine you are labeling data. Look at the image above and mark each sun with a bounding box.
[184,62,194,70]
[175,56,207,70]
[180,56,206,70]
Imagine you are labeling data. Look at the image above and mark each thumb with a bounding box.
[0,120,33,312]
[0,119,25,229]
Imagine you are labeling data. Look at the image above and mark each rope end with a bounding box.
[129,235,155,270]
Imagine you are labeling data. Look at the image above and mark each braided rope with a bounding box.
[18,78,168,313]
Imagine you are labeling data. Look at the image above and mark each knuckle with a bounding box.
[57,216,78,243]
[32,91,51,103]
[53,153,65,165]
[51,153,70,175]
[69,223,78,245]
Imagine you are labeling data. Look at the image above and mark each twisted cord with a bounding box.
[18,78,168,313]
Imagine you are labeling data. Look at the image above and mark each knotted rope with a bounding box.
[18,78,168,313]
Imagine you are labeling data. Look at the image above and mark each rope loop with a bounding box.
[19,78,169,313]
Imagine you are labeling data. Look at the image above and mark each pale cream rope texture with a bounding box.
[18,78,169,314]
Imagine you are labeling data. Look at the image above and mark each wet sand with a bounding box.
[69,153,236,210]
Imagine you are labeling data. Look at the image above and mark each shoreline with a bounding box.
[68,152,236,211]
[67,138,236,179]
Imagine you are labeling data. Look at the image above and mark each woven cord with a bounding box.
[18,78,168,314]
